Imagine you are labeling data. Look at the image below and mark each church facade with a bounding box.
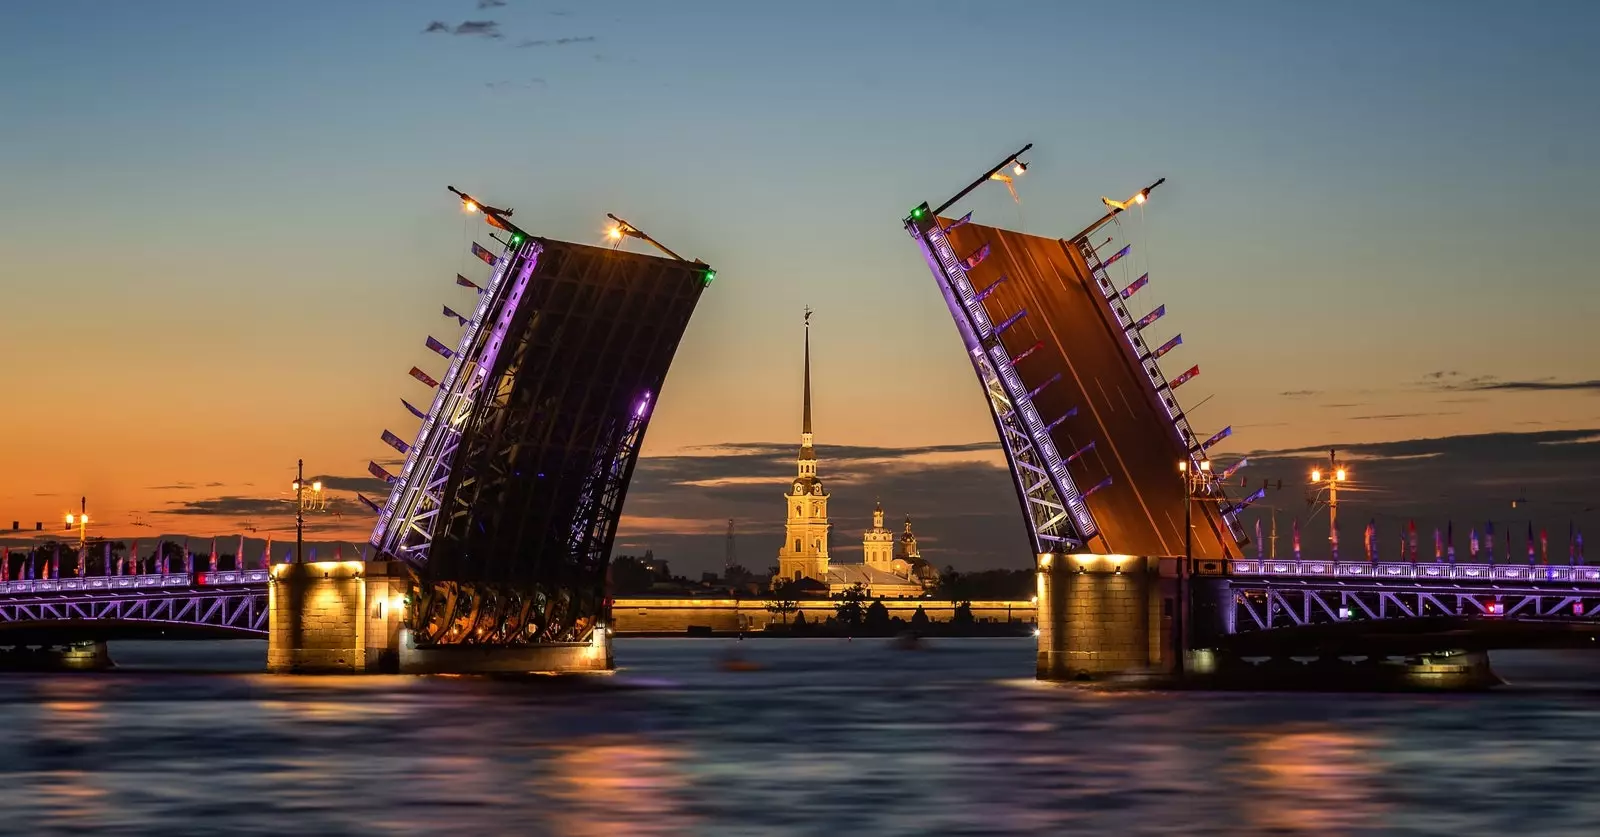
[774,313,936,599]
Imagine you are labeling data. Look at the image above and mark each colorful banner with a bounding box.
[1066,440,1095,463]
[1201,426,1232,451]
[368,462,396,484]
[1083,476,1113,497]
[1408,520,1418,563]
[442,305,468,326]
[402,399,428,420]
[456,273,481,291]
[1169,365,1200,389]
[942,211,972,232]
[1528,522,1537,565]
[425,336,455,359]
[470,242,497,266]
[1433,527,1443,562]
[408,366,439,388]
[357,493,381,514]
[1255,519,1264,560]
[1447,522,1455,563]
[1135,305,1166,330]
[483,212,512,231]
[1292,518,1301,560]
[962,244,990,270]
[1221,458,1248,481]
[381,429,411,454]
[1119,273,1149,299]
[1101,245,1131,268]
[1152,334,1182,359]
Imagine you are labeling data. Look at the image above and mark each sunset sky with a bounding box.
[3,1,1597,574]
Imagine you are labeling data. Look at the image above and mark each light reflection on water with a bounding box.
[0,640,1598,835]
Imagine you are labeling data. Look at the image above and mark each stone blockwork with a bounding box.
[1037,553,1157,680]
[267,560,407,674]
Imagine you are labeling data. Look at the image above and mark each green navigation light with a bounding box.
[703,269,716,286]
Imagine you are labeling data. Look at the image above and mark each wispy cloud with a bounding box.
[1279,390,1318,398]
[1470,378,1600,393]
[478,0,507,7]
[424,20,504,38]
[514,35,596,48]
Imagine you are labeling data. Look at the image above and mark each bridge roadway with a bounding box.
[0,570,268,641]
[939,220,1236,560]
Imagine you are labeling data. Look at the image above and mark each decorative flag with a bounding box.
[425,336,455,359]
[309,547,318,562]
[264,535,273,568]
[402,399,428,420]
[368,461,397,484]
[1292,518,1301,560]
[1083,476,1114,497]
[1528,522,1536,566]
[408,367,440,388]
[381,429,411,454]
[942,211,972,232]
[483,212,512,231]
[125,539,135,576]
[103,541,111,577]
[962,244,990,270]
[1486,522,1496,565]
[1541,527,1549,565]
[204,537,214,573]
[1,546,8,582]
[1571,523,1577,566]
[1408,520,1418,563]
[1470,527,1480,560]
[1364,519,1376,563]
[470,242,497,265]
[357,493,381,514]
[335,545,343,561]
[1447,522,1455,564]
[455,273,482,291]
[239,534,248,571]
[1221,458,1248,481]
[1255,519,1264,560]
[51,544,60,579]
[442,305,468,326]
[1579,530,1586,564]
[1152,334,1182,359]
[1135,305,1167,330]
[1202,426,1232,451]
[1169,365,1201,390]
[1120,273,1150,300]
[1101,245,1131,268]
[1433,527,1443,562]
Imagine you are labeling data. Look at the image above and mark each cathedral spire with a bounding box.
[802,307,813,438]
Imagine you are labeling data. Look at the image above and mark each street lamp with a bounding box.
[289,461,325,564]
[64,496,88,577]
[1175,459,1212,678]
[1309,449,1349,560]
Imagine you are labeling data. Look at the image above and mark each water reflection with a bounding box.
[0,641,1594,834]
[1238,728,1383,833]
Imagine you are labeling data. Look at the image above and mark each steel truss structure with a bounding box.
[0,584,266,636]
[409,239,709,646]
[1227,559,1600,633]
[906,212,1091,553]
[372,238,536,567]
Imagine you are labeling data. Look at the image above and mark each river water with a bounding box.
[0,639,1597,835]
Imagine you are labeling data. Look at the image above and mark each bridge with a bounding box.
[900,146,1590,688]
[0,152,1577,686]
[0,189,712,673]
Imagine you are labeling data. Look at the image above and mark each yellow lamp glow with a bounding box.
[312,481,322,492]
[1200,459,1212,472]
[1134,191,1147,205]
[462,199,478,213]
[607,226,624,240]
[1335,468,1346,481]
[1311,468,1321,482]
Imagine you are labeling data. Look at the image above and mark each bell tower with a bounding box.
[777,309,830,584]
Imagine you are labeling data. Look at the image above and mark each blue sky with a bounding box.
[3,1,1598,572]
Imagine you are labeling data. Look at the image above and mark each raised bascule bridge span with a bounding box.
[0,190,714,673]
[902,145,1593,688]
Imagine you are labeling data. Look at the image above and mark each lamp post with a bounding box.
[1176,458,1212,678]
[289,460,324,565]
[64,496,87,577]
[1309,449,1348,560]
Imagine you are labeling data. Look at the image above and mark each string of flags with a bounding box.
[1243,515,1588,565]
[442,305,468,326]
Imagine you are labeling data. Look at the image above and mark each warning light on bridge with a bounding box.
[1485,600,1504,616]
[702,269,716,286]
[510,233,525,246]
[462,199,478,214]
[1012,161,1028,177]
[910,205,927,220]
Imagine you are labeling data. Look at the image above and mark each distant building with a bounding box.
[772,313,933,599]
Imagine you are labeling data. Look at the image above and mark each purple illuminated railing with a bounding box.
[1230,559,1600,584]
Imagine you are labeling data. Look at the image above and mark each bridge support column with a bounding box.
[267,560,409,674]
[1037,553,1153,680]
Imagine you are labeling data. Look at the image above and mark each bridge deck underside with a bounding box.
[940,220,1234,559]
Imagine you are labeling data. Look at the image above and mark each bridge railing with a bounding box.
[1230,560,1600,584]
[0,569,270,596]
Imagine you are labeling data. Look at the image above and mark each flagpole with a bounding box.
[296,459,304,565]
